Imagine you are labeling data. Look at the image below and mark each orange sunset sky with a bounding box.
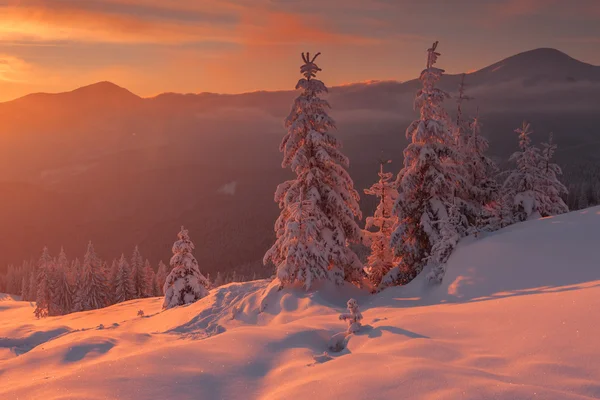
[0,0,599,102]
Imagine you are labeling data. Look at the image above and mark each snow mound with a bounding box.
[1,207,600,399]
[0,293,21,302]
[372,207,600,307]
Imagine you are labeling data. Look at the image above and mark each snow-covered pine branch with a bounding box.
[163,227,210,309]
[264,52,364,290]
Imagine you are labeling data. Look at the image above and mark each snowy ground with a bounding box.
[1,207,600,399]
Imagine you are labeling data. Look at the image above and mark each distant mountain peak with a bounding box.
[505,48,579,63]
[70,81,140,99]
[520,47,570,56]
[468,47,600,85]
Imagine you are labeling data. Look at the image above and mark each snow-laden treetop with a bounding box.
[172,226,194,256]
[300,52,322,81]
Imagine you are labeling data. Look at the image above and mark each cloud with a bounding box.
[484,0,599,20]
[488,0,552,17]
[0,0,378,47]
[236,10,380,47]
[218,181,237,196]
[0,2,238,45]
[559,36,600,45]
[1,0,598,102]
[0,54,32,82]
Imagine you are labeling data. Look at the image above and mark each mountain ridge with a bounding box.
[2,47,598,105]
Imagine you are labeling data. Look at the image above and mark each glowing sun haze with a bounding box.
[0,0,599,101]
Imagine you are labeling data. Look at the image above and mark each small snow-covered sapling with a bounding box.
[339,298,363,334]
[137,309,145,317]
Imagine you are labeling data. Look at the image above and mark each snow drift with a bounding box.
[1,207,600,399]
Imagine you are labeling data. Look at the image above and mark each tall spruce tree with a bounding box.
[155,260,168,296]
[108,259,118,304]
[75,241,109,311]
[130,246,145,298]
[213,271,224,288]
[263,52,364,290]
[27,266,36,302]
[453,73,474,148]
[163,227,210,309]
[34,247,53,318]
[463,111,500,230]
[71,258,83,312]
[389,41,465,287]
[51,248,73,315]
[538,133,569,216]
[20,275,28,301]
[142,259,155,297]
[113,254,136,303]
[502,122,548,222]
[362,160,399,292]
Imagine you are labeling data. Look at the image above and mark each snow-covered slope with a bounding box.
[0,293,21,302]
[1,208,600,399]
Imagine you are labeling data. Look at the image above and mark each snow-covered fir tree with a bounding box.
[155,260,168,296]
[389,41,465,287]
[577,186,589,210]
[69,258,80,285]
[538,133,569,216]
[15,262,30,301]
[108,259,118,304]
[2,265,13,295]
[483,193,513,231]
[51,248,73,315]
[163,227,210,309]
[113,254,136,303]
[130,246,145,298]
[502,122,548,222]
[20,275,28,301]
[34,247,53,318]
[71,258,83,312]
[362,160,399,292]
[213,271,224,288]
[27,267,36,302]
[448,75,497,233]
[75,241,110,311]
[142,259,155,297]
[453,73,473,148]
[263,52,364,290]
[463,111,500,230]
